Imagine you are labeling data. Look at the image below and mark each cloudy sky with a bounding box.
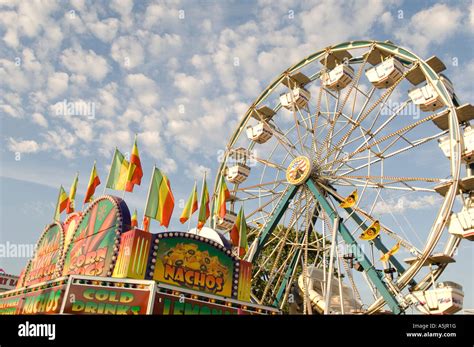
[0,0,473,307]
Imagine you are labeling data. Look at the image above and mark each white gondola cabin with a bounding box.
[280,72,311,110]
[226,163,251,184]
[448,194,474,241]
[215,211,237,230]
[321,64,354,91]
[365,57,404,89]
[246,122,273,144]
[438,135,452,158]
[280,87,311,110]
[410,281,464,315]
[408,75,454,112]
[462,125,474,163]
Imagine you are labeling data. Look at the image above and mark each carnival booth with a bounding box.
[0,195,277,315]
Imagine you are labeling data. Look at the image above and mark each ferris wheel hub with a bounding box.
[286,156,313,185]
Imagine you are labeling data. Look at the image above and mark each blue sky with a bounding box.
[0,0,473,309]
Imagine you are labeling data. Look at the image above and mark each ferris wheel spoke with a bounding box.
[332,98,413,162]
[322,174,444,185]
[321,63,420,164]
[322,112,443,172]
[268,122,300,158]
[244,191,285,219]
[319,52,371,160]
[329,130,449,177]
[327,179,438,193]
[234,180,286,193]
[377,130,448,160]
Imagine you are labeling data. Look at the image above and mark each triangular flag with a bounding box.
[216,175,230,219]
[180,182,198,224]
[66,173,78,214]
[197,176,210,230]
[84,162,100,203]
[125,134,143,192]
[106,148,132,191]
[144,167,175,228]
[230,207,249,257]
[131,209,138,228]
[54,185,69,221]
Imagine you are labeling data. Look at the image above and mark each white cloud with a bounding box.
[395,4,463,55]
[173,72,210,96]
[60,46,110,81]
[7,138,40,153]
[98,82,121,117]
[0,103,21,118]
[125,73,159,108]
[47,72,69,99]
[120,107,142,127]
[148,33,183,61]
[32,112,48,128]
[373,195,441,215]
[300,0,388,49]
[110,35,144,69]
[22,48,42,72]
[0,58,30,93]
[88,17,119,42]
[185,164,212,180]
[379,11,393,31]
[41,128,77,159]
[110,0,134,17]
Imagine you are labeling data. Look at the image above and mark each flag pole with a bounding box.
[142,165,155,230]
[102,147,117,196]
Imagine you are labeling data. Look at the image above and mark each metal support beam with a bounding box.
[248,184,299,262]
[325,188,416,287]
[273,204,320,307]
[273,232,304,307]
[324,216,339,314]
[306,179,402,314]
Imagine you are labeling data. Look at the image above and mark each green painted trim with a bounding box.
[252,184,299,261]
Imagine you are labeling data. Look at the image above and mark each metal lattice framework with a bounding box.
[211,40,465,314]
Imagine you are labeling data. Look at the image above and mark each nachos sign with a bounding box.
[150,232,239,298]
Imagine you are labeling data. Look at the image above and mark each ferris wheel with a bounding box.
[211,40,474,314]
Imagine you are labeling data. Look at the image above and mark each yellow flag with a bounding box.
[359,220,380,240]
[340,189,358,208]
